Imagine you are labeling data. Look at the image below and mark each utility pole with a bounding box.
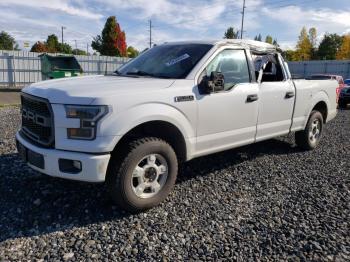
[240,0,246,39]
[61,26,66,44]
[149,20,152,48]
[86,43,89,55]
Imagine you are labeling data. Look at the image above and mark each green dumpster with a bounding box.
[39,54,83,80]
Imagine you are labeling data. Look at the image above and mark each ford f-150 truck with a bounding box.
[16,40,338,212]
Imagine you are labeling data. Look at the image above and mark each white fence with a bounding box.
[0,50,130,88]
[288,60,350,80]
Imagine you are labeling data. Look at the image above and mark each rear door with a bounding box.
[255,54,295,141]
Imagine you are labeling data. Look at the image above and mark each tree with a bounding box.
[318,33,343,60]
[308,27,317,48]
[273,39,279,47]
[294,27,313,61]
[127,46,139,58]
[0,31,17,50]
[59,43,73,54]
[254,34,262,41]
[73,49,87,55]
[223,27,239,39]
[46,34,60,53]
[30,41,48,53]
[282,50,297,61]
[92,16,127,57]
[336,34,350,60]
[265,35,273,44]
[308,27,318,59]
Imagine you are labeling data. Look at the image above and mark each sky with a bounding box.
[0,0,350,52]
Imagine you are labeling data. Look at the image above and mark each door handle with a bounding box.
[246,94,258,103]
[285,91,295,99]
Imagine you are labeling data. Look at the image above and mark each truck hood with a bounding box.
[22,75,175,104]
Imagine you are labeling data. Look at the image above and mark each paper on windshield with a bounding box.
[165,54,190,67]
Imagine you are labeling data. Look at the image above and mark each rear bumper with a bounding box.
[16,132,111,182]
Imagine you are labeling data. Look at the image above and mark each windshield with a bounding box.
[116,44,213,79]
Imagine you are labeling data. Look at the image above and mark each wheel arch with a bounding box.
[112,120,188,163]
[304,91,330,127]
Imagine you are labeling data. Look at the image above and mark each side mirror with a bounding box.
[198,71,225,94]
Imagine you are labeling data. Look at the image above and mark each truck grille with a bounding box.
[20,93,54,147]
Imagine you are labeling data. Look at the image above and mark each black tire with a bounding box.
[295,110,323,150]
[106,137,178,213]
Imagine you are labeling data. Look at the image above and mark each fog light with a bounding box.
[59,159,82,174]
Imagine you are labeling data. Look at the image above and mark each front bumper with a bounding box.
[16,132,111,182]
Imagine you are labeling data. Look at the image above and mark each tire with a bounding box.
[295,110,323,150]
[106,137,178,213]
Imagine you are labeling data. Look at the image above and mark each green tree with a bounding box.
[127,46,139,58]
[273,39,279,47]
[294,27,313,61]
[46,34,60,52]
[223,27,239,39]
[282,50,297,61]
[317,33,343,60]
[73,49,87,55]
[59,43,73,54]
[254,34,262,41]
[0,31,17,50]
[265,35,273,44]
[92,16,127,56]
[308,27,318,59]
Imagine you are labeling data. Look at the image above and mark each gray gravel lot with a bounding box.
[0,106,349,261]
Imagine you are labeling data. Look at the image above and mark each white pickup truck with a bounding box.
[16,40,337,212]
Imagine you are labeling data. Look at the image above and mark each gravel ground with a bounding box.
[0,106,349,261]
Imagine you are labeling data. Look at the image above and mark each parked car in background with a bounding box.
[307,74,345,102]
[344,79,350,87]
[339,86,350,109]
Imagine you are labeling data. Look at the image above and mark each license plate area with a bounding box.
[16,140,45,169]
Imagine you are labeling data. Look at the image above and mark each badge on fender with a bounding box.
[174,96,194,102]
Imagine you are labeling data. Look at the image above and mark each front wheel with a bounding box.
[106,137,178,213]
[295,110,324,150]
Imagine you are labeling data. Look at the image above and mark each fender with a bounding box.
[99,102,196,157]
[303,90,330,128]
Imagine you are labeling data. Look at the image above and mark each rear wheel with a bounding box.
[106,137,178,213]
[295,110,323,150]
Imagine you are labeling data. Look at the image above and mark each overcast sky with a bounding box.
[0,0,349,52]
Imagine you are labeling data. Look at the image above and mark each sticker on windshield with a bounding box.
[165,53,190,67]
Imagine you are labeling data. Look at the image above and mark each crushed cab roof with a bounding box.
[163,39,279,53]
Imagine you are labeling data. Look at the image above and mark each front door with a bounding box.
[195,49,259,156]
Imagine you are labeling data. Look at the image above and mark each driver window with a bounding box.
[205,49,250,91]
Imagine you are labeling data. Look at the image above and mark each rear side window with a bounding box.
[205,49,250,91]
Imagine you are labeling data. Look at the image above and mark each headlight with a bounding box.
[65,105,108,140]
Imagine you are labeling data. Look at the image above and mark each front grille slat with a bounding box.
[20,94,54,147]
